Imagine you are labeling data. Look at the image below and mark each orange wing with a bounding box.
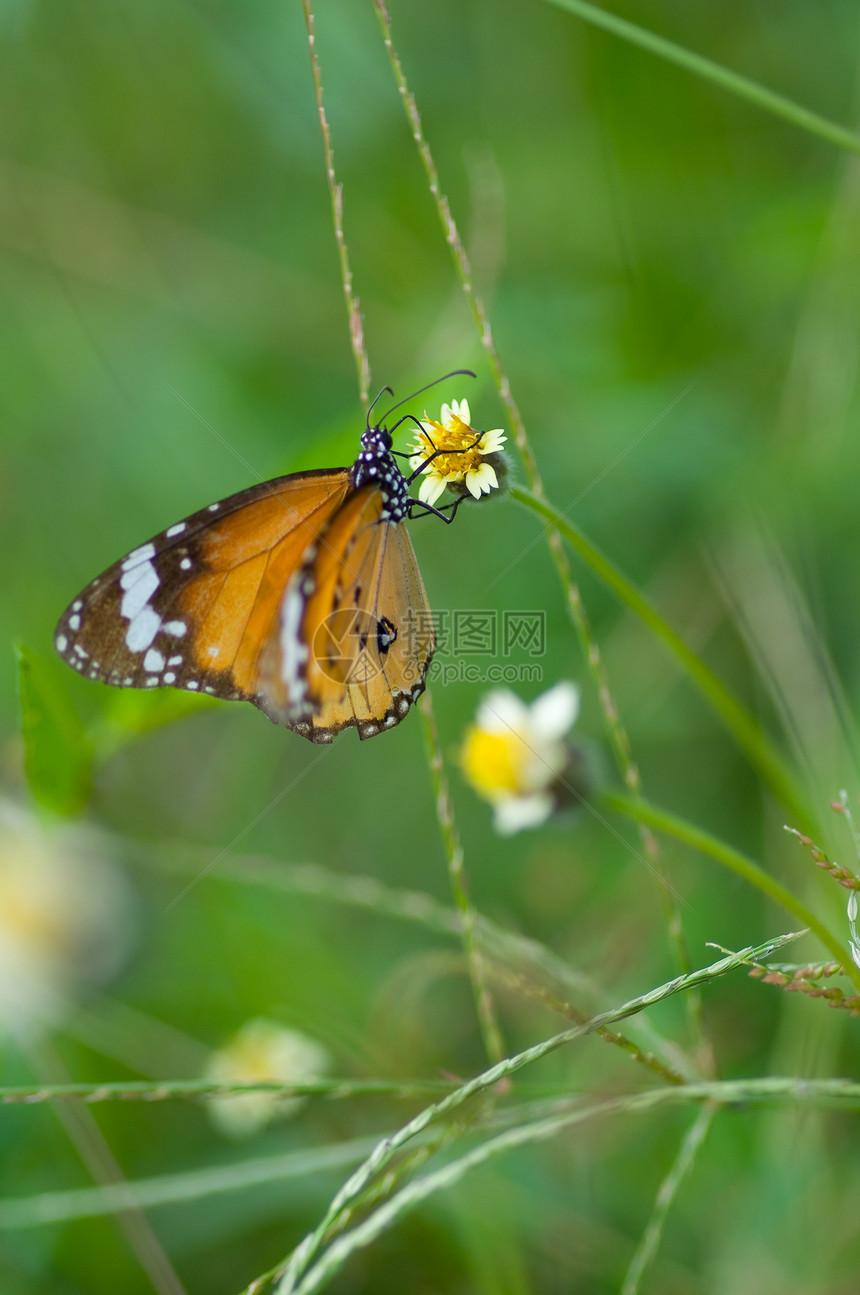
[54,470,352,708]
[257,486,435,741]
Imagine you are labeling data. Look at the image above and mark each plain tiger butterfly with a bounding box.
[54,375,481,744]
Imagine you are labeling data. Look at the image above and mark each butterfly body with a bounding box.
[55,422,437,743]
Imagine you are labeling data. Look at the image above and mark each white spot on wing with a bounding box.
[126,606,161,651]
[120,561,159,622]
[163,620,187,637]
[122,543,156,569]
[143,648,165,673]
[280,577,309,714]
[163,671,176,683]
[166,522,187,538]
[69,614,81,631]
[56,634,68,653]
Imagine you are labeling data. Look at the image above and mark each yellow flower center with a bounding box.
[417,416,486,480]
[460,726,529,799]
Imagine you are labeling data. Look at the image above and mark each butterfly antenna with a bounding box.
[382,369,476,422]
[367,385,395,430]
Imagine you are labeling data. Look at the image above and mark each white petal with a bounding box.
[481,429,507,453]
[476,688,530,734]
[465,463,497,498]
[439,403,453,428]
[452,397,471,424]
[493,794,554,835]
[478,463,499,492]
[529,682,580,740]
[466,471,484,499]
[409,454,428,473]
[419,474,447,506]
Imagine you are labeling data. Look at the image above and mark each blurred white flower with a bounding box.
[460,682,583,834]
[205,1019,329,1139]
[0,799,134,1037]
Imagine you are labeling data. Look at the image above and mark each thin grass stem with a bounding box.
[301,0,370,408]
[621,1104,715,1295]
[420,691,506,1068]
[372,0,702,1060]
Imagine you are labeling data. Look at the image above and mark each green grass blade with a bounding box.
[291,1068,851,1295]
[511,488,812,831]
[604,789,860,993]
[0,1138,380,1230]
[275,932,799,1293]
[543,0,860,155]
[15,641,92,816]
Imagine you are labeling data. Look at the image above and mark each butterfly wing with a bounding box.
[258,487,435,741]
[55,469,352,708]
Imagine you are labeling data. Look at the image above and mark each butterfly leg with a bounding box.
[404,432,484,488]
[407,496,469,525]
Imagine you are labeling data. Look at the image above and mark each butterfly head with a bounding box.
[351,424,409,522]
[359,425,393,454]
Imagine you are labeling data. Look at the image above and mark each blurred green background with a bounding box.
[4,1,860,1291]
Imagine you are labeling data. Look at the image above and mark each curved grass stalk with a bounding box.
[512,486,812,832]
[544,0,860,157]
[291,1073,860,1295]
[273,932,798,1293]
[604,789,860,994]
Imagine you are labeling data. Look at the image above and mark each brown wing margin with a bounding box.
[54,468,352,702]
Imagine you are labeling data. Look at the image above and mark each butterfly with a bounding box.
[55,375,478,743]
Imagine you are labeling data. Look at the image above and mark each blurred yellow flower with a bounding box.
[410,397,507,506]
[205,1019,329,1139]
[460,683,582,834]
[0,799,134,1037]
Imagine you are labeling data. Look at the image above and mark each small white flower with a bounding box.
[205,1019,329,1139]
[0,799,134,1038]
[460,683,582,835]
[409,397,507,505]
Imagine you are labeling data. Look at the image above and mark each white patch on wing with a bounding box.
[280,577,309,715]
[143,648,165,673]
[126,606,161,651]
[122,543,156,569]
[166,522,187,538]
[120,560,159,622]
